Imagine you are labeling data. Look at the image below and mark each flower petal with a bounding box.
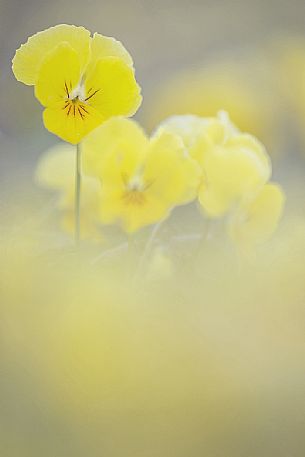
[120,193,170,233]
[35,42,81,107]
[159,115,209,149]
[82,117,148,179]
[86,32,133,76]
[228,183,285,249]
[198,142,270,217]
[84,57,142,120]
[42,102,104,144]
[226,133,271,181]
[12,24,91,85]
[99,187,169,233]
[144,130,201,205]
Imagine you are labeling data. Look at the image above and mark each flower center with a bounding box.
[123,189,146,206]
[62,80,100,120]
[122,176,146,206]
[62,97,89,120]
[69,84,86,102]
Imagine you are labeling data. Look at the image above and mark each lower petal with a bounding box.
[43,103,104,144]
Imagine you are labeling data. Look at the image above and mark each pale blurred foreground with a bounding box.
[0,185,305,457]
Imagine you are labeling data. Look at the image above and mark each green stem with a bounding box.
[75,143,81,244]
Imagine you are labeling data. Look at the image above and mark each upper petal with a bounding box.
[82,117,148,179]
[35,42,81,107]
[12,24,91,85]
[144,129,201,205]
[226,133,271,181]
[159,115,210,149]
[198,142,270,217]
[86,32,133,76]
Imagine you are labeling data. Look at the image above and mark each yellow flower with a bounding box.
[228,183,285,253]
[82,117,201,233]
[12,24,142,144]
[161,112,271,218]
[35,142,103,241]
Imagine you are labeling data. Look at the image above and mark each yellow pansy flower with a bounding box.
[161,112,271,218]
[36,143,102,241]
[12,24,142,144]
[228,183,285,252]
[82,117,201,233]
[159,112,239,167]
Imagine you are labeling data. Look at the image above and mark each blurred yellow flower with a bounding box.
[36,142,103,241]
[161,112,271,218]
[82,117,201,233]
[12,24,142,144]
[228,183,285,253]
[144,56,281,154]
